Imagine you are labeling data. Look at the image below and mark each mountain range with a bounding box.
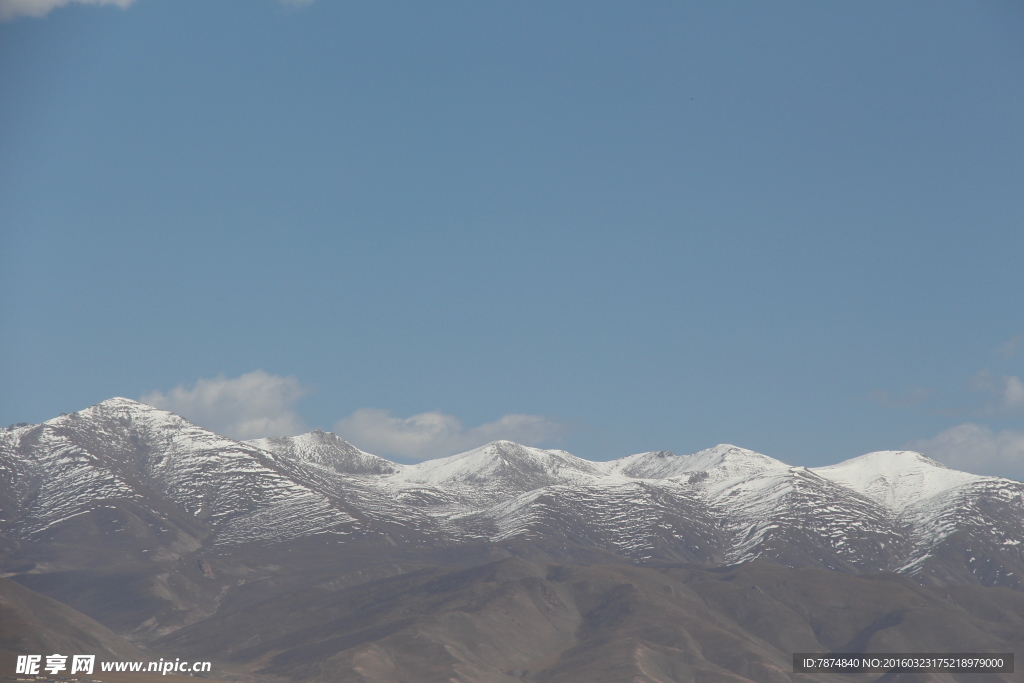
[1,397,1022,682]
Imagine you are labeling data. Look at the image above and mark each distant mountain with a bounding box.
[2,398,1023,641]
[0,398,359,551]
[812,451,1024,587]
[811,450,983,510]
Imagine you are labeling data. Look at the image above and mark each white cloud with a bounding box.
[333,409,568,460]
[0,0,133,21]
[142,370,308,440]
[907,423,1024,481]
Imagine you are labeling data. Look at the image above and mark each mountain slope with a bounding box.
[0,576,147,660]
[156,558,1024,683]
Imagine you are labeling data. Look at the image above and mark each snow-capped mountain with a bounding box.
[0,398,359,552]
[248,430,401,475]
[605,444,787,484]
[811,450,984,511]
[3,398,1023,593]
[809,451,1024,586]
[397,440,606,488]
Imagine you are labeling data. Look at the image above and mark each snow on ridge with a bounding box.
[603,451,682,479]
[677,444,789,480]
[6,398,1024,585]
[248,430,403,475]
[604,444,789,487]
[811,450,987,511]
[392,440,608,487]
[16,401,1004,512]
[76,396,173,421]
[0,396,357,540]
[391,440,789,488]
[8,401,1015,548]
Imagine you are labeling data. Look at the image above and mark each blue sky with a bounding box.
[2,0,1023,476]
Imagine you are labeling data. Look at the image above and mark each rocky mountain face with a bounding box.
[2,398,1023,682]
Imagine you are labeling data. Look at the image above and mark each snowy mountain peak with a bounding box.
[394,440,606,488]
[248,431,402,475]
[606,443,788,483]
[604,450,681,478]
[68,396,167,420]
[676,444,790,489]
[30,398,189,443]
[99,396,195,417]
[685,443,786,471]
[96,396,150,408]
[622,444,790,485]
[811,450,985,511]
[58,397,208,436]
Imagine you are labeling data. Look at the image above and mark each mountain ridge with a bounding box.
[13,398,1014,491]
[3,397,1024,681]
[2,397,1023,637]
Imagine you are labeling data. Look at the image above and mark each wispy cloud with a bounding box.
[995,334,1023,358]
[0,0,133,21]
[333,409,569,460]
[970,371,1024,414]
[907,423,1024,481]
[142,370,309,440]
